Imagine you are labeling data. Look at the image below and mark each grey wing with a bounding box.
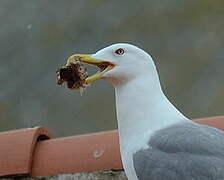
[133,121,224,180]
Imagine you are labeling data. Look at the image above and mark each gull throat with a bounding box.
[114,71,188,141]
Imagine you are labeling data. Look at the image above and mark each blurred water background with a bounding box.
[0,0,223,137]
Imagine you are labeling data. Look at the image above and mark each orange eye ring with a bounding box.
[115,48,125,55]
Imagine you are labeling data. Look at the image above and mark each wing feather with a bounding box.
[133,121,224,180]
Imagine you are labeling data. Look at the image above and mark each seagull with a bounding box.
[67,43,224,180]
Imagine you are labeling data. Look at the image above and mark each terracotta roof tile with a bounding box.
[0,116,223,177]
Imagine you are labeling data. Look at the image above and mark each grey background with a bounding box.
[0,0,223,137]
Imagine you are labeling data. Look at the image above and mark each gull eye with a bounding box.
[115,48,125,55]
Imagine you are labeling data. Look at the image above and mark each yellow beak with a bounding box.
[66,54,114,84]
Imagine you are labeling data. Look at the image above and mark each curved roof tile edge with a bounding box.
[0,127,51,177]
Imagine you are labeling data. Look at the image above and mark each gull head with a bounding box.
[67,43,157,86]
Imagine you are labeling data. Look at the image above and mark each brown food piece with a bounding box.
[56,57,88,90]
